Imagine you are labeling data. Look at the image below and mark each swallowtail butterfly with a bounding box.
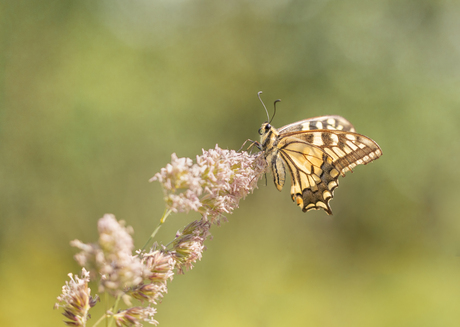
[256,92,382,214]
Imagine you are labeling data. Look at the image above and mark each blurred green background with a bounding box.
[2,0,460,326]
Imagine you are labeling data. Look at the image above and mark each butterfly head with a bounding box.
[257,91,281,150]
[258,121,279,151]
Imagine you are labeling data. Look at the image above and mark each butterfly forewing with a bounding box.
[279,115,356,134]
[282,130,382,176]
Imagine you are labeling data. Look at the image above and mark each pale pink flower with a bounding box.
[142,248,175,283]
[71,214,147,296]
[54,268,98,326]
[112,306,158,326]
[170,219,211,274]
[127,248,175,304]
[127,282,167,304]
[151,145,266,223]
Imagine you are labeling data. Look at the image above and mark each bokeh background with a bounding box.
[2,0,460,326]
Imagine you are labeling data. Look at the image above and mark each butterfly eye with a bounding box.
[258,123,271,135]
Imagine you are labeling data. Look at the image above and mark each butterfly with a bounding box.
[255,92,382,215]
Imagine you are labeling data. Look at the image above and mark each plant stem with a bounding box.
[107,295,121,327]
[105,293,109,327]
[141,209,172,251]
[91,313,107,327]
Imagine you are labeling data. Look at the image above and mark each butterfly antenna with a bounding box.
[270,99,281,124]
[258,91,270,122]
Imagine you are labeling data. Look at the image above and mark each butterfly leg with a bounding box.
[238,139,262,152]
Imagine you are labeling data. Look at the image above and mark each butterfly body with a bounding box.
[258,115,382,215]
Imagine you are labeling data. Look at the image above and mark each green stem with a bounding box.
[91,313,108,327]
[91,293,110,327]
[141,209,172,251]
[105,293,109,327]
[107,295,122,327]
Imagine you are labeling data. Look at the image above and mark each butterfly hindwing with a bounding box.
[277,136,340,214]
